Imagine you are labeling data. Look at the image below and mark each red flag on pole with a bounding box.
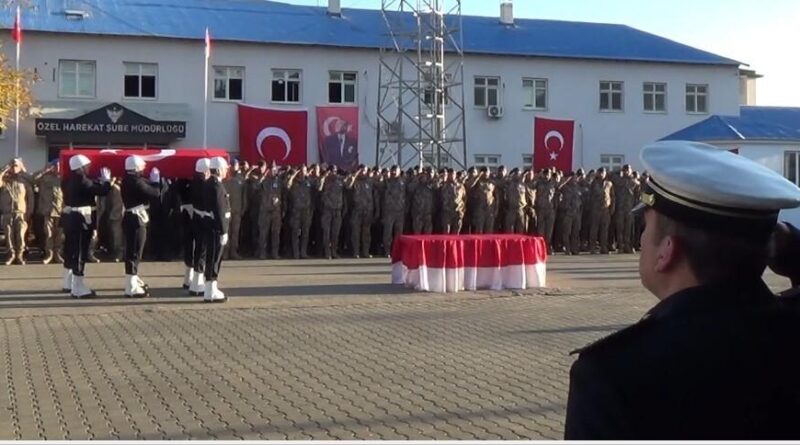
[238,104,308,166]
[533,117,575,172]
[11,6,21,43]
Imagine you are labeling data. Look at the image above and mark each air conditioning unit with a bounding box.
[487,105,504,119]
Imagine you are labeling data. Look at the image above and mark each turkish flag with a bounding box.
[316,106,359,171]
[238,104,308,166]
[59,148,230,180]
[533,117,575,172]
[11,6,21,43]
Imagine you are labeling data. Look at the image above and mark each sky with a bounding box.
[287,0,799,107]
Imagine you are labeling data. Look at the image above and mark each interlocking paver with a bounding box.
[0,256,792,439]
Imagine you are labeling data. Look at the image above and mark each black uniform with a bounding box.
[121,172,161,276]
[565,279,800,439]
[204,175,230,281]
[62,171,110,277]
[190,174,208,276]
[176,178,194,269]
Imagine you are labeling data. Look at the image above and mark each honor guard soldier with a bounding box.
[203,156,230,303]
[565,141,800,439]
[61,155,111,298]
[188,158,211,295]
[120,155,162,298]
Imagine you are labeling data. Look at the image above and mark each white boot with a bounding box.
[135,275,149,292]
[71,275,95,299]
[210,281,226,303]
[203,281,213,302]
[182,267,194,290]
[124,274,134,296]
[124,275,148,298]
[189,272,205,296]
[62,268,73,293]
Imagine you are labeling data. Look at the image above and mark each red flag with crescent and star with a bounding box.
[11,6,21,43]
[533,117,575,172]
[316,106,359,171]
[58,148,230,180]
[238,104,308,166]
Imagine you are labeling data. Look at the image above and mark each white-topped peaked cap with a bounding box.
[69,154,91,171]
[195,158,211,173]
[124,155,145,172]
[636,141,800,240]
[209,156,228,171]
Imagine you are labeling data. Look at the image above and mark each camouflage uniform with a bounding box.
[382,176,406,255]
[319,173,345,259]
[535,178,557,252]
[469,177,496,234]
[503,178,529,234]
[411,179,435,234]
[0,172,32,263]
[245,175,263,255]
[98,180,124,261]
[288,173,314,259]
[35,171,63,263]
[558,179,583,255]
[439,179,466,234]
[348,176,374,258]
[223,173,247,259]
[258,175,284,259]
[614,174,640,253]
[589,176,615,254]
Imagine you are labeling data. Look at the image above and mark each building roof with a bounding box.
[661,107,800,143]
[2,0,740,66]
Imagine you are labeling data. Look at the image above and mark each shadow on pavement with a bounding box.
[512,324,629,335]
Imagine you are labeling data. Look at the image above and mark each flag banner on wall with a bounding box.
[533,117,575,172]
[59,148,229,180]
[238,104,308,166]
[316,105,359,171]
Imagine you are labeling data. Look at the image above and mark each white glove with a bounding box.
[149,167,161,184]
[99,167,111,183]
[220,234,229,247]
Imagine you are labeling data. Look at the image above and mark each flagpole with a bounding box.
[203,27,209,149]
[14,5,21,158]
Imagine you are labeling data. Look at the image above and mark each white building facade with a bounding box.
[1,1,743,172]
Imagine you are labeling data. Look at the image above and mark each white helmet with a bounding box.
[195,158,211,173]
[69,154,91,171]
[209,156,229,171]
[124,155,146,172]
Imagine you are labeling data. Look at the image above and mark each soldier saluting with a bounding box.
[120,155,162,298]
[61,155,111,298]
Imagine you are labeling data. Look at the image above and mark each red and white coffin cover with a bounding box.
[391,235,548,293]
[59,148,230,180]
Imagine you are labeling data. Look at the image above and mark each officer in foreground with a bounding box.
[120,155,161,298]
[565,141,800,439]
[203,156,230,303]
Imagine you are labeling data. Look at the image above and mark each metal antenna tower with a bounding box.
[375,0,467,170]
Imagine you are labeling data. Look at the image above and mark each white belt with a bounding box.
[125,204,150,224]
[180,204,194,213]
[194,209,213,218]
[63,206,94,225]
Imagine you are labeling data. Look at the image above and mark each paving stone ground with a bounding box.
[0,255,792,439]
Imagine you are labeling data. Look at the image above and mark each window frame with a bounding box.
[522,78,548,110]
[785,151,800,187]
[685,83,709,114]
[474,153,501,170]
[123,62,158,100]
[474,76,501,109]
[642,82,667,113]
[212,66,245,102]
[271,68,302,104]
[522,154,533,170]
[600,154,625,172]
[328,71,357,104]
[599,80,624,112]
[58,59,97,99]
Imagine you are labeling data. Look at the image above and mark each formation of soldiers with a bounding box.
[1,157,647,270]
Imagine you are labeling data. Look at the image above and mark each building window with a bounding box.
[423,152,451,168]
[213,66,244,101]
[599,81,623,112]
[786,151,800,187]
[123,62,157,99]
[643,82,666,112]
[328,71,356,104]
[522,154,533,170]
[600,154,625,172]
[474,154,501,170]
[523,78,547,110]
[474,76,500,108]
[59,60,96,98]
[272,69,301,103]
[686,84,708,113]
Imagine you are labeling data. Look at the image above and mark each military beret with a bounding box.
[635,141,800,241]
